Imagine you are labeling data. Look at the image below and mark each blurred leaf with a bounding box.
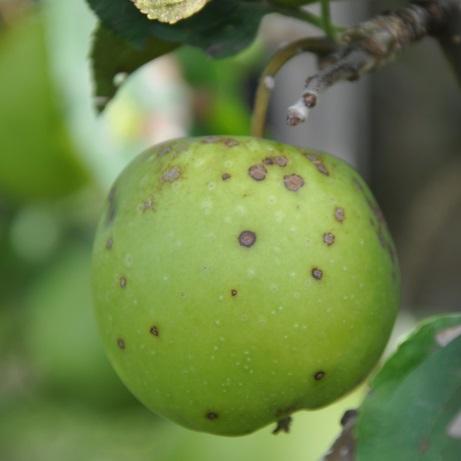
[91,24,178,111]
[0,402,169,461]
[86,0,273,57]
[9,205,61,263]
[357,314,461,461]
[132,0,209,24]
[177,45,259,135]
[25,244,135,408]
[0,11,89,203]
[0,390,365,461]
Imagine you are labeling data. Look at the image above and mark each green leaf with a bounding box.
[91,24,178,111]
[86,0,152,47]
[86,0,272,57]
[357,314,461,461]
[132,0,210,24]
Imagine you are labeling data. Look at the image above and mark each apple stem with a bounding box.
[320,0,336,41]
[251,37,335,138]
[287,0,461,127]
[272,416,293,435]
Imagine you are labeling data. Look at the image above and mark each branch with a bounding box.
[321,409,358,461]
[251,37,335,137]
[436,0,461,79]
[287,0,461,126]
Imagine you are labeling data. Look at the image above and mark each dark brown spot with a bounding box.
[223,138,239,147]
[323,232,335,246]
[264,156,288,167]
[158,146,172,157]
[274,156,288,167]
[105,238,113,250]
[162,166,181,182]
[303,93,317,108]
[340,409,358,427]
[335,207,345,222]
[106,185,117,225]
[201,136,221,144]
[201,136,239,147]
[138,197,155,213]
[231,289,238,297]
[316,162,329,175]
[206,411,219,420]
[222,173,231,181]
[119,276,127,288]
[149,325,160,337]
[238,230,256,248]
[314,370,326,380]
[307,154,329,176]
[117,338,126,350]
[263,157,274,165]
[311,268,323,280]
[248,164,267,181]
[284,174,304,192]
[272,416,293,434]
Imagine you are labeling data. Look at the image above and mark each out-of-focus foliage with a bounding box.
[0,403,168,461]
[0,393,365,461]
[177,45,261,136]
[0,11,89,203]
[24,244,136,408]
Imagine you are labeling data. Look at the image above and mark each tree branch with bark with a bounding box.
[252,0,461,135]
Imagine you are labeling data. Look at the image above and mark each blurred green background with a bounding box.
[0,0,459,460]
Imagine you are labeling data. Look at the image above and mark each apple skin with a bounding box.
[92,136,399,436]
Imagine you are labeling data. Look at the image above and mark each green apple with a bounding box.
[92,136,399,435]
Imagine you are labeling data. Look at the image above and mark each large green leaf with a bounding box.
[357,314,461,461]
[91,24,178,111]
[0,11,89,202]
[86,0,273,57]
